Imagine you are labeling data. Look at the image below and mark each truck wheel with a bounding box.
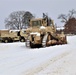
[30,42,35,48]
[20,38,25,42]
[4,39,8,43]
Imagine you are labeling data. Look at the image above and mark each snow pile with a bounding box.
[0,35,76,75]
[40,26,46,29]
[56,26,64,30]
[30,32,40,36]
[9,30,20,32]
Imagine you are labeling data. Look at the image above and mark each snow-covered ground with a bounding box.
[0,35,76,75]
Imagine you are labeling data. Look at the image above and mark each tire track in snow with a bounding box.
[22,51,70,75]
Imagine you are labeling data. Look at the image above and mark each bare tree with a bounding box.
[5,11,25,29]
[58,9,76,24]
[58,14,68,23]
[58,9,76,34]
[68,9,76,18]
[23,11,34,28]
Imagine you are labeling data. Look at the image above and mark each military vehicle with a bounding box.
[0,29,20,43]
[19,29,27,42]
[25,14,67,48]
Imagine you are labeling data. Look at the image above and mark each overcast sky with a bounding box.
[0,0,76,29]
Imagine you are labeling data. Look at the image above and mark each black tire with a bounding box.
[30,42,35,48]
[4,39,9,43]
[9,38,13,42]
[20,38,25,42]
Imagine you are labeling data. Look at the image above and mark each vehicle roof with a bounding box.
[30,18,42,21]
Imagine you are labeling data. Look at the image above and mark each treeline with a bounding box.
[4,9,76,35]
[58,9,76,35]
[5,11,34,29]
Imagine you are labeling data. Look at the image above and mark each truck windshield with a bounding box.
[32,20,41,26]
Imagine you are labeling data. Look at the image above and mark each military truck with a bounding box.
[19,29,27,42]
[0,29,20,43]
[25,14,67,48]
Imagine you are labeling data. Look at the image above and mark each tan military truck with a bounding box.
[25,15,67,48]
[19,29,27,42]
[0,29,20,43]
